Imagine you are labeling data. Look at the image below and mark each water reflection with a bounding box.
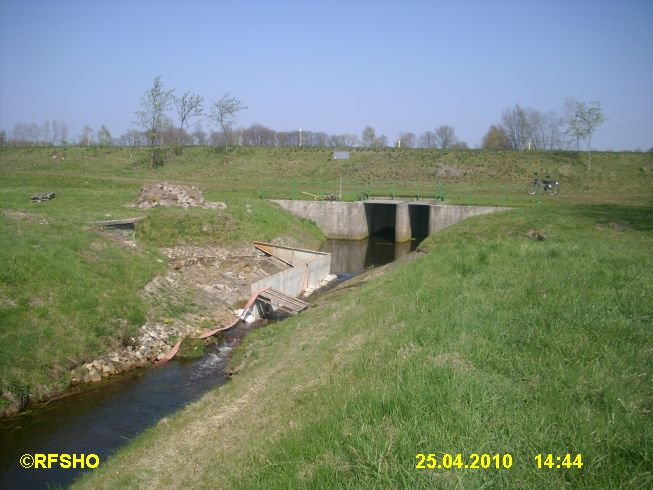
[321,235,418,275]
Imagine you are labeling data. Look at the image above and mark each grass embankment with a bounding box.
[2,146,652,206]
[74,203,652,489]
[0,166,322,413]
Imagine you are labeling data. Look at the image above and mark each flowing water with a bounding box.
[0,235,423,489]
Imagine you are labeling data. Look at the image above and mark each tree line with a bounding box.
[0,76,607,158]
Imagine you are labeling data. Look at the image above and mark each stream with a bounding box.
[0,235,422,489]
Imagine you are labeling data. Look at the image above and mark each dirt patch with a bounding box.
[596,221,632,231]
[2,209,50,225]
[435,164,462,178]
[133,182,227,209]
[523,229,546,241]
[65,243,287,391]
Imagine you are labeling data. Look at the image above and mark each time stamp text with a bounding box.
[415,453,583,470]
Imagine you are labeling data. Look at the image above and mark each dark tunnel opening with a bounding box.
[408,204,430,240]
[364,203,396,240]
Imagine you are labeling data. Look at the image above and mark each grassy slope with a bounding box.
[2,146,652,205]
[74,204,652,489]
[0,152,323,411]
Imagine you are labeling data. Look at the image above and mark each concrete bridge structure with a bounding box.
[272,199,511,242]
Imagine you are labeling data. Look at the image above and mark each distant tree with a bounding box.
[434,125,458,149]
[499,105,530,149]
[192,124,208,145]
[210,93,246,149]
[570,100,605,170]
[418,131,437,148]
[563,97,582,150]
[373,135,389,148]
[97,125,113,146]
[339,133,359,147]
[361,125,376,147]
[80,125,94,146]
[481,125,511,149]
[0,130,6,147]
[174,91,204,142]
[41,121,52,144]
[451,141,469,150]
[397,132,416,148]
[541,111,565,150]
[134,75,175,166]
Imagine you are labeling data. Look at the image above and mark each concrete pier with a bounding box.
[272,199,511,242]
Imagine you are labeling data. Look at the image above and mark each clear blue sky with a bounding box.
[1,0,651,149]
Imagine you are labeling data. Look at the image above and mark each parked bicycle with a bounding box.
[527,173,560,196]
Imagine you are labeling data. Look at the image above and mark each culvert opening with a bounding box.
[408,204,430,239]
[364,203,397,240]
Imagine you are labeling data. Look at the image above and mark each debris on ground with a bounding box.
[524,229,546,241]
[31,192,56,202]
[133,182,227,209]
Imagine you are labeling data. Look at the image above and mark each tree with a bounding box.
[397,132,416,148]
[361,125,376,147]
[97,125,112,146]
[571,100,605,170]
[192,124,208,145]
[418,131,437,148]
[134,75,175,166]
[481,125,511,149]
[373,134,389,148]
[434,125,458,149]
[174,91,204,142]
[0,130,6,147]
[80,125,94,146]
[210,92,246,149]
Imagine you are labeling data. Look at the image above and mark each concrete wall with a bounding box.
[272,199,511,241]
[271,200,368,240]
[251,253,331,298]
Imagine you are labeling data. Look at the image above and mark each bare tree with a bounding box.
[97,125,112,146]
[434,125,458,149]
[418,131,437,148]
[80,125,94,146]
[134,75,175,166]
[210,93,246,149]
[373,134,389,148]
[361,125,376,147]
[174,91,204,142]
[398,132,416,148]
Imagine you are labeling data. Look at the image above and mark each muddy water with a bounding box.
[0,322,261,489]
[0,236,423,489]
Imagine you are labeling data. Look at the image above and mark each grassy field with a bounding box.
[72,202,653,489]
[2,146,652,487]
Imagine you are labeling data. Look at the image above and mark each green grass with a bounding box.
[2,146,652,206]
[0,154,323,413]
[73,203,652,489]
[2,146,652,486]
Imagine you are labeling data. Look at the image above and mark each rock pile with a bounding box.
[135,182,227,209]
[70,322,197,384]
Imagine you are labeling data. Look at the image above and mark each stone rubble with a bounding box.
[133,182,227,210]
[70,322,198,385]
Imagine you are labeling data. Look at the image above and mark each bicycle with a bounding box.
[527,173,560,196]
